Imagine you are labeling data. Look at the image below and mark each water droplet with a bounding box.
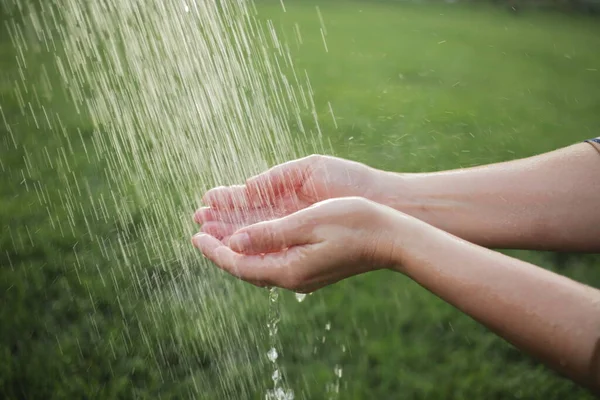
[265,387,295,400]
[334,365,343,378]
[295,293,306,302]
[267,347,278,363]
[272,369,280,382]
[13,1,327,399]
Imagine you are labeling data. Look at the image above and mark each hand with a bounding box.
[194,155,388,241]
[191,197,407,293]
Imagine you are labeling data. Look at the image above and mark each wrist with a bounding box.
[371,203,428,274]
[387,212,447,276]
[368,169,422,213]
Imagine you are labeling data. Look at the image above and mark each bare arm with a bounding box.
[375,141,600,251]
[193,195,600,392]
[195,140,600,392]
[394,216,600,393]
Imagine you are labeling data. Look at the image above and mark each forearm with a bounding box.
[391,217,600,393]
[373,142,600,251]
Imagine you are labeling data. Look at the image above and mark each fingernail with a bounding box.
[229,232,251,252]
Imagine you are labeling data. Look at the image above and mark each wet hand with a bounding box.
[194,155,384,240]
[191,197,406,293]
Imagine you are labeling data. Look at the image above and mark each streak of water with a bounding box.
[5,0,328,397]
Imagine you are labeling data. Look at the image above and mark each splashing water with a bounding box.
[266,287,292,399]
[4,0,328,397]
[327,364,343,399]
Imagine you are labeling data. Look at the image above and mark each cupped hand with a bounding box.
[191,197,408,293]
[194,155,386,240]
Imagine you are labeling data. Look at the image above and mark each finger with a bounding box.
[195,207,238,224]
[195,207,275,225]
[192,233,291,285]
[202,185,253,210]
[246,157,313,207]
[200,222,242,240]
[195,206,270,224]
[228,214,315,255]
[194,195,308,224]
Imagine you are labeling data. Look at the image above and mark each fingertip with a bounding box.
[194,207,215,223]
[201,186,226,207]
[191,233,209,248]
[193,207,208,224]
[204,185,255,210]
[191,233,221,258]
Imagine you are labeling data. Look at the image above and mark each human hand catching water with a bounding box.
[192,197,407,292]
[194,155,391,240]
[192,143,600,393]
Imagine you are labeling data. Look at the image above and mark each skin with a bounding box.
[195,142,600,251]
[192,140,600,393]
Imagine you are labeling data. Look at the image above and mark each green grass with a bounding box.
[2,1,600,399]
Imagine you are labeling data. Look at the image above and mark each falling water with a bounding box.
[4,0,328,398]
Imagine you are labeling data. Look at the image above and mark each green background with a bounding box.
[2,1,600,398]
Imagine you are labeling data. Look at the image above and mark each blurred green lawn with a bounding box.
[2,1,600,399]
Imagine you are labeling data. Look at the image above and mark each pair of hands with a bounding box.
[192,155,412,293]
[191,149,600,392]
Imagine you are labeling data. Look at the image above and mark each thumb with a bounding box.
[228,216,313,255]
